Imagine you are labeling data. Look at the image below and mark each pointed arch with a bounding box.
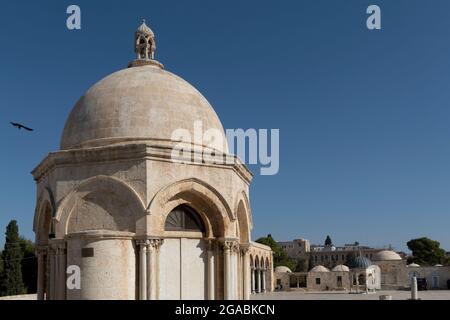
[147,178,234,238]
[265,257,270,269]
[55,175,146,236]
[33,187,56,233]
[234,190,252,243]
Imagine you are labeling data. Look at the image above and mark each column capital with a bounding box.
[241,245,251,256]
[56,247,66,256]
[137,239,149,248]
[36,246,48,256]
[222,239,239,252]
[148,238,163,250]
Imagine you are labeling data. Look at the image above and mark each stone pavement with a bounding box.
[251,290,450,300]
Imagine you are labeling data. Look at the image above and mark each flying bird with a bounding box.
[10,122,34,131]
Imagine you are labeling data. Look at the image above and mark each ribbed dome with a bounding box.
[60,64,228,153]
[349,256,372,269]
[332,264,350,272]
[310,265,330,272]
[137,21,154,36]
[373,250,402,261]
[274,266,292,273]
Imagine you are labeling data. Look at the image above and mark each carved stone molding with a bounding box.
[241,245,251,256]
[148,238,163,250]
[222,240,239,253]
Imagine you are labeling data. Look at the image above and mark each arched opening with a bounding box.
[66,188,137,234]
[147,179,235,300]
[165,204,205,233]
[36,201,52,300]
[56,176,145,300]
[236,200,250,243]
[37,201,52,245]
[159,204,209,300]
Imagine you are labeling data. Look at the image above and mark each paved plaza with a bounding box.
[251,290,450,300]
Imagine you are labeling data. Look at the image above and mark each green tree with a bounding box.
[19,237,37,293]
[324,235,333,247]
[0,220,25,296]
[294,258,308,272]
[346,252,357,266]
[0,251,3,280]
[307,256,314,271]
[407,237,448,266]
[255,234,296,271]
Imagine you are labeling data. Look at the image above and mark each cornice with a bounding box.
[32,143,253,185]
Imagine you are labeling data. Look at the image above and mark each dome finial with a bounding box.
[128,20,164,69]
[135,20,156,60]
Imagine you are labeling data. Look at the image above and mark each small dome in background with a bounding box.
[407,263,420,267]
[348,256,372,269]
[274,266,292,273]
[310,265,330,272]
[373,250,402,261]
[332,264,350,272]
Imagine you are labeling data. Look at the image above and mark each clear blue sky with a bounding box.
[1,0,450,252]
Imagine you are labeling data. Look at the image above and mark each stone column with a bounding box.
[223,241,232,300]
[242,247,251,300]
[356,273,360,294]
[255,268,260,293]
[45,251,50,299]
[230,242,240,299]
[138,240,148,300]
[262,269,266,293]
[56,244,67,300]
[146,241,152,300]
[48,247,56,300]
[147,239,163,300]
[207,240,216,300]
[411,276,418,300]
[155,240,162,300]
[36,247,47,300]
[251,267,256,294]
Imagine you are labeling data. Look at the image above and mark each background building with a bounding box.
[278,237,389,269]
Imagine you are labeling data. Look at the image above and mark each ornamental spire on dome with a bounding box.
[137,19,154,37]
[129,19,164,69]
[135,19,156,60]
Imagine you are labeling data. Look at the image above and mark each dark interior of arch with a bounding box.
[165,204,205,232]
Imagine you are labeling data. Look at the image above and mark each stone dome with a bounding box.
[274,266,292,273]
[348,256,372,269]
[373,250,402,261]
[407,263,420,267]
[332,264,350,272]
[60,64,228,153]
[310,265,330,273]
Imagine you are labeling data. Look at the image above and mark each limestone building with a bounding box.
[372,250,408,289]
[278,238,385,269]
[406,264,450,289]
[274,258,381,293]
[32,21,272,300]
